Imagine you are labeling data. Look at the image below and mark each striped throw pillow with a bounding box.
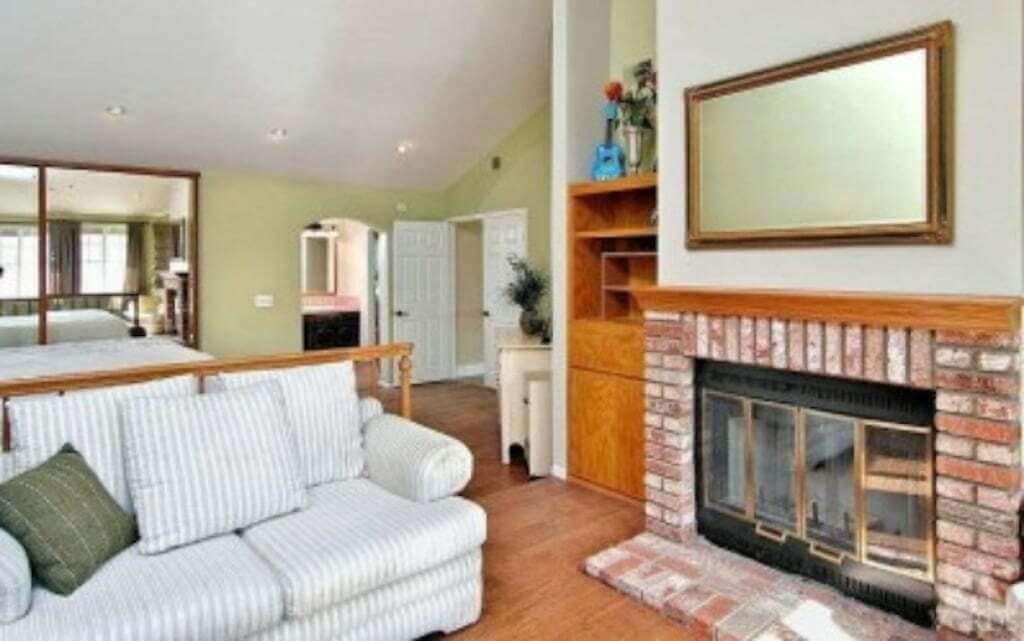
[216,361,364,486]
[121,381,307,554]
[7,375,198,512]
[0,444,137,595]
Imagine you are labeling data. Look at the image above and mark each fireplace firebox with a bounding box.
[695,361,938,627]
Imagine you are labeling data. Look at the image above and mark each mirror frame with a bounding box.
[685,21,952,249]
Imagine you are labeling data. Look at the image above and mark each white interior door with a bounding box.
[393,222,452,383]
[482,210,528,388]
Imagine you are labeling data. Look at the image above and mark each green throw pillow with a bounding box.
[0,443,137,595]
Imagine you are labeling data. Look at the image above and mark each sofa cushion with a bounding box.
[241,479,487,619]
[216,362,364,487]
[7,375,197,512]
[0,528,30,623]
[0,444,136,595]
[0,535,284,641]
[122,381,307,554]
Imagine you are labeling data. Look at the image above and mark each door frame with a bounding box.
[446,208,528,383]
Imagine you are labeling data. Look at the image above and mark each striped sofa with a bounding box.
[0,393,487,641]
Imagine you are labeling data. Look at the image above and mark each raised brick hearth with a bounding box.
[586,304,1024,640]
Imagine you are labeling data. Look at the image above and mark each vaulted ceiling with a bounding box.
[0,1,552,190]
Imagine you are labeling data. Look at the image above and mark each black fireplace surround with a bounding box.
[694,361,937,627]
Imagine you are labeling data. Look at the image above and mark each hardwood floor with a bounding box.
[382,380,690,640]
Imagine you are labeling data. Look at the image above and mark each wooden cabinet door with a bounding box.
[569,367,645,499]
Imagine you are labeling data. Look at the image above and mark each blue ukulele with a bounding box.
[591,102,624,181]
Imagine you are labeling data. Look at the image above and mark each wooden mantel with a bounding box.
[633,286,1022,333]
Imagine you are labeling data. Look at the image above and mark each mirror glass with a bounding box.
[0,164,40,348]
[301,232,335,294]
[45,168,195,345]
[698,50,927,234]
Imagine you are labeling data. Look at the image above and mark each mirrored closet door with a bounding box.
[0,160,198,349]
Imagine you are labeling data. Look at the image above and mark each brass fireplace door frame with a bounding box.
[701,390,935,583]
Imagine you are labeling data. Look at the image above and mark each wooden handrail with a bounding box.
[0,342,414,449]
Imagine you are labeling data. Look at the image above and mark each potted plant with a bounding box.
[504,256,550,343]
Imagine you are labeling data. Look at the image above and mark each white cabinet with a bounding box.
[498,344,552,475]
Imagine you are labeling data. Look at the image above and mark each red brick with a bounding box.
[978,350,1017,372]
[936,433,976,458]
[977,532,1021,559]
[937,520,976,547]
[976,575,1012,601]
[936,330,1018,348]
[936,455,1021,490]
[938,541,1022,581]
[937,562,976,590]
[709,317,725,360]
[691,594,739,635]
[863,326,886,381]
[680,314,697,356]
[975,486,1024,512]
[976,442,1018,466]
[936,476,976,502]
[936,391,975,415]
[976,396,1020,422]
[909,328,933,387]
[844,325,863,377]
[934,369,1018,396]
[937,606,975,637]
[935,413,1019,445]
[935,346,975,369]
[600,555,646,581]
[646,321,684,339]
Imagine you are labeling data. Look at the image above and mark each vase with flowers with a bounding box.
[606,59,657,175]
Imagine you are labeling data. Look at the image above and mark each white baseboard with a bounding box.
[550,464,567,480]
[456,362,485,378]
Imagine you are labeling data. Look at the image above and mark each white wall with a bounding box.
[658,1,1024,295]
[551,0,612,477]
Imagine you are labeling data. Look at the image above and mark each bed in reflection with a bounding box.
[0,337,210,381]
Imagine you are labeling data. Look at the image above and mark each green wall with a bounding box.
[199,103,553,358]
[199,171,445,357]
[444,103,552,272]
[609,0,656,80]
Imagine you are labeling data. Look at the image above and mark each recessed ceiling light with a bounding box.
[396,141,414,156]
[268,128,288,142]
[105,104,127,117]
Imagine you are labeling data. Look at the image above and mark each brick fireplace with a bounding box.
[585,289,1024,640]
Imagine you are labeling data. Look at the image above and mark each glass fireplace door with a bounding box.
[803,411,858,556]
[752,402,797,532]
[863,423,933,580]
[703,393,749,516]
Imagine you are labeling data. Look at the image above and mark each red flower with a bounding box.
[604,81,623,102]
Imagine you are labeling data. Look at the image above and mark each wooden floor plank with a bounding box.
[382,380,692,640]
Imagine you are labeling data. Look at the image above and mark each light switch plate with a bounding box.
[254,294,275,308]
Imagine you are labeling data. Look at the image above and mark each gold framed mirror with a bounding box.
[685,21,952,248]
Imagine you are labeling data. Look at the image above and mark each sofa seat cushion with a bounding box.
[242,479,486,619]
[0,535,283,641]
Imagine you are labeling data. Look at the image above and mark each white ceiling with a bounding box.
[0,1,552,190]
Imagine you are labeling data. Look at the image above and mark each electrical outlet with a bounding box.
[254,294,275,308]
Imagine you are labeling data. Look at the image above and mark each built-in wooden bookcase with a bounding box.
[567,173,657,500]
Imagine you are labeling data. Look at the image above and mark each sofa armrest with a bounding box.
[363,414,473,502]
[359,397,385,425]
[0,528,31,623]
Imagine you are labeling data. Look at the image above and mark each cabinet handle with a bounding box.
[395,310,408,317]
[482,310,491,317]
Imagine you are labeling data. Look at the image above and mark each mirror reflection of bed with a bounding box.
[0,162,202,377]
